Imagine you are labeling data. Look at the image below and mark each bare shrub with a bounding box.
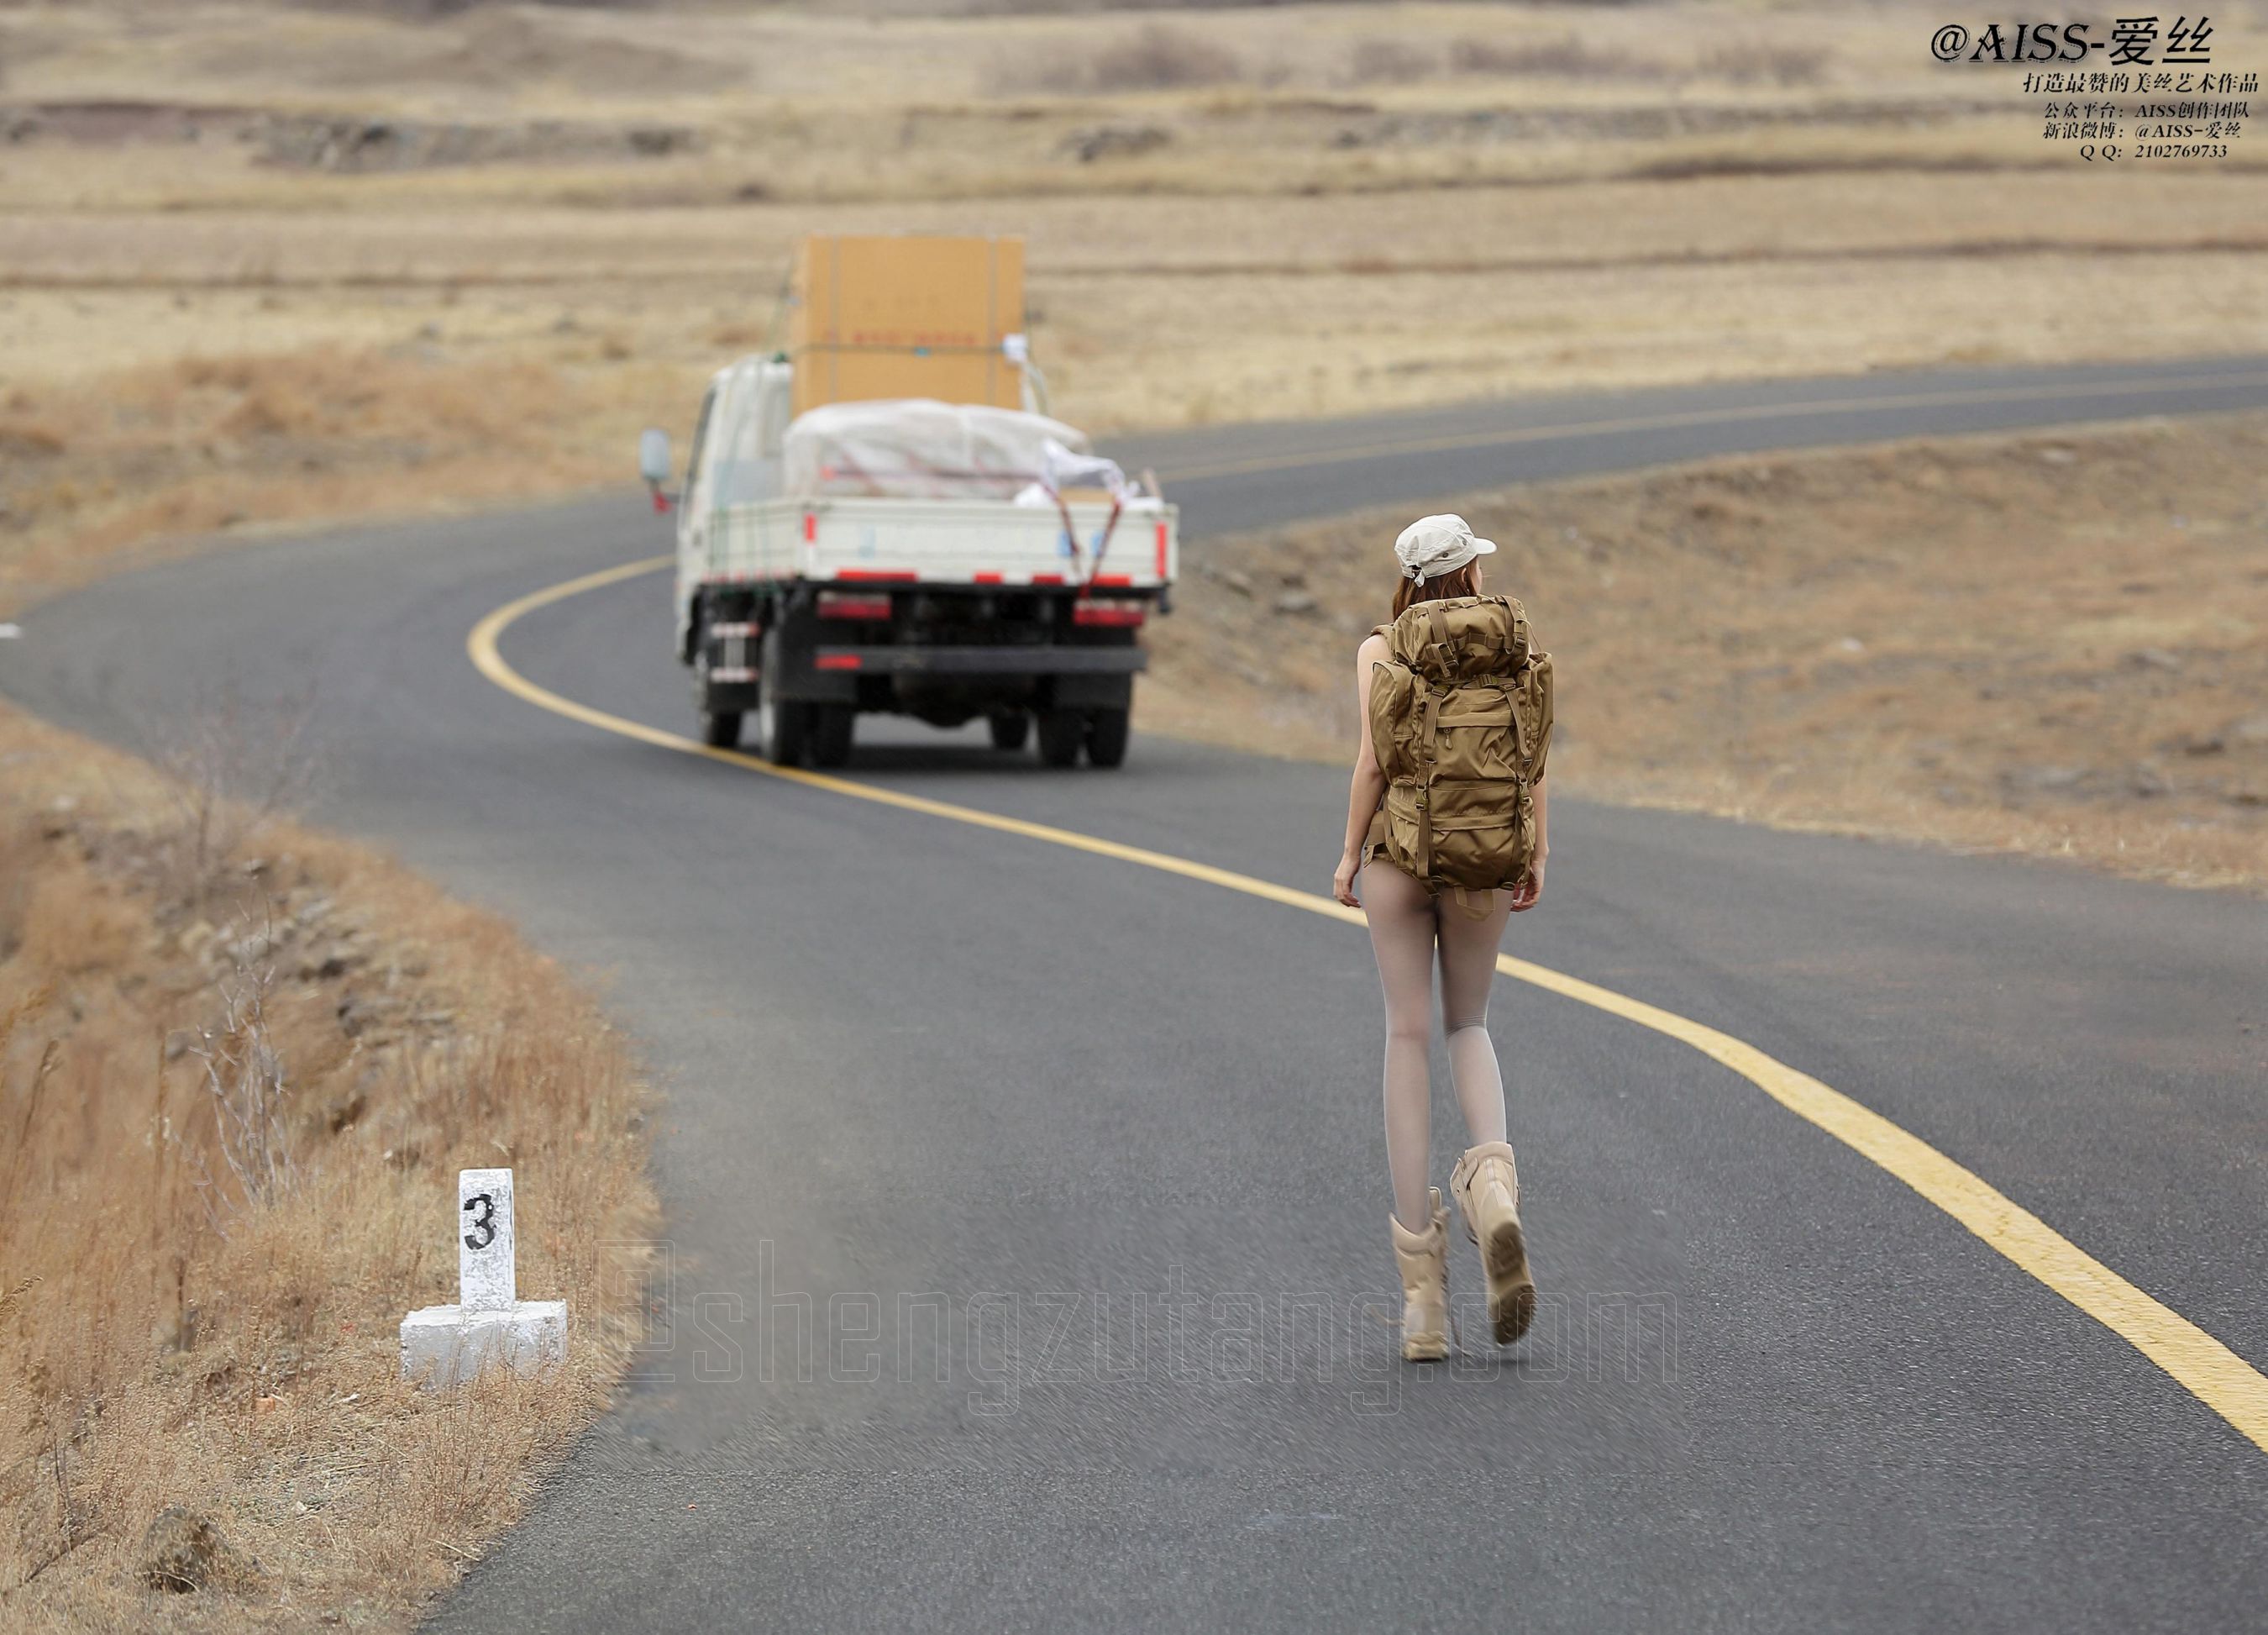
[987,22,1243,94]
[1114,22,1242,88]
[131,695,318,915]
[1451,34,1668,81]
[181,958,298,1232]
[0,418,67,458]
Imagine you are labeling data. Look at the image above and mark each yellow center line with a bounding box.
[470,556,2268,1456]
[1152,367,2268,483]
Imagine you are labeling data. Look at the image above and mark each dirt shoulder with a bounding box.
[1140,410,2268,892]
[0,702,659,1627]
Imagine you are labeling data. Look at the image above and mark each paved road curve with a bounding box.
[6,357,2266,1632]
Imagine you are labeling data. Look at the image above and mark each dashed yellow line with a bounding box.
[470,557,2268,1456]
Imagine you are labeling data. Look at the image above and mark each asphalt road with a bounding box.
[6,356,2267,1632]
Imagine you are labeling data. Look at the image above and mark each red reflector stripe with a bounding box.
[802,512,816,544]
[813,653,863,670]
[1031,573,1064,585]
[1073,604,1147,628]
[1155,520,1168,577]
[972,571,1004,585]
[834,570,918,582]
[1093,573,1134,587]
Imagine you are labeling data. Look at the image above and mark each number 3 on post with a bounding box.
[456,1168,517,1311]
[463,1192,496,1250]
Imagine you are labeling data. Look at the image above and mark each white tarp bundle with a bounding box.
[783,399,1095,502]
[1012,438,1135,507]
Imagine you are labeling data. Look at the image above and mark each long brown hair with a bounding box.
[1390,560,1479,620]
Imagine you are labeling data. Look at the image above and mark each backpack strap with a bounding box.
[1427,602,1455,678]
[1415,688,1441,881]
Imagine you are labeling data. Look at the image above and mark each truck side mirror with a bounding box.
[638,428,674,513]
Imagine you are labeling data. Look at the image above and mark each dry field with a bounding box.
[4,0,2267,606]
[1141,410,2268,891]
[0,700,659,1627]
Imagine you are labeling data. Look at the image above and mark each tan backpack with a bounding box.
[1367,595,1554,895]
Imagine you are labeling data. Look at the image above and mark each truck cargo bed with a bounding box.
[692,497,1178,590]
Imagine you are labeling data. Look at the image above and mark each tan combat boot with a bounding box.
[1389,1190,1451,1362]
[1451,1141,1536,1344]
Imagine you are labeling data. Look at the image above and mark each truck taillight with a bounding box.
[816,591,893,620]
[1073,597,1147,628]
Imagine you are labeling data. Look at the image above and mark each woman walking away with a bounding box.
[1331,514,1554,1361]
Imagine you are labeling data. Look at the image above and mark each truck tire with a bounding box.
[1036,707,1084,768]
[757,695,809,767]
[988,711,1031,752]
[692,643,743,748]
[810,703,854,769]
[1085,707,1131,769]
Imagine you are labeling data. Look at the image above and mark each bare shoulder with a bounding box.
[1356,630,1390,670]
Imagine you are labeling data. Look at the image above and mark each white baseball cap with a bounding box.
[1394,513,1497,582]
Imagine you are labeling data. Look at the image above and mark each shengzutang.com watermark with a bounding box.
[602,1242,1677,1414]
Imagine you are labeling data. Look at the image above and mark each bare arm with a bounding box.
[1332,633,1392,907]
[1509,775,1549,911]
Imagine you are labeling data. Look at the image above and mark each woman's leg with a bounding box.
[1436,890,1515,1147]
[1361,861,1440,1233]
[1437,888,1535,1343]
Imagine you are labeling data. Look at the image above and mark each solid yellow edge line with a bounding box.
[470,556,2268,1456]
[1491,953,2268,1451]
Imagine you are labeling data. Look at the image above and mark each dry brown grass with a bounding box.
[1141,410,2268,892]
[0,344,695,614]
[987,20,1249,93]
[1,3,2263,601]
[6,169,2263,611]
[0,702,659,1627]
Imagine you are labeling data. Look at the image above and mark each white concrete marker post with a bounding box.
[458,1166,517,1311]
[400,1168,568,1389]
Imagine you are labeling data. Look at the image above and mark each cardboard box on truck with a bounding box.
[788,234,1025,417]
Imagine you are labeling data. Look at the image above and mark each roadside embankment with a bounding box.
[1142,410,2268,891]
[0,702,659,1628]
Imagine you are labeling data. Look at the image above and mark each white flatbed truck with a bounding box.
[646,357,1178,770]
